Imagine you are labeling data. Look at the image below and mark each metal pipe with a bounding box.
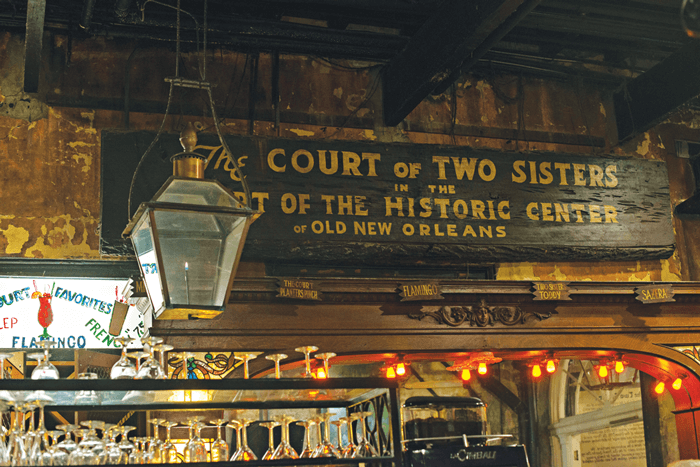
[79,0,96,31]
[114,0,134,20]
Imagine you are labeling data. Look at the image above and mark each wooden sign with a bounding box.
[532,282,571,301]
[399,282,444,301]
[635,284,675,303]
[101,133,675,265]
[129,276,148,298]
[277,279,322,301]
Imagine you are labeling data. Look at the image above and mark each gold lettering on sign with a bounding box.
[399,282,444,302]
[635,285,675,304]
[276,279,322,301]
[532,282,571,301]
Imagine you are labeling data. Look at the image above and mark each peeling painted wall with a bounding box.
[0,32,695,282]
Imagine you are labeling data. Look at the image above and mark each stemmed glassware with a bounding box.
[147,418,165,463]
[294,346,319,378]
[155,344,174,378]
[69,428,99,465]
[340,415,358,458]
[312,413,339,458]
[128,437,145,464]
[26,392,53,465]
[104,426,126,464]
[229,418,256,461]
[47,430,69,466]
[265,354,287,379]
[135,337,166,379]
[295,419,316,458]
[184,419,207,463]
[209,419,229,462]
[31,340,59,380]
[127,351,149,375]
[271,415,298,460]
[233,353,258,379]
[111,337,137,379]
[314,352,336,378]
[55,424,78,455]
[353,411,379,457]
[330,418,347,456]
[117,426,136,460]
[74,373,101,405]
[8,402,29,467]
[159,421,179,464]
[258,421,279,460]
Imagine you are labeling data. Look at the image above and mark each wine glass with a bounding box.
[135,337,166,379]
[111,337,137,379]
[26,393,53,465]
[147,418,165,463]
[233,353,259,379]
[127,351,149,374]
[295,419,316,458]
[69,428,98,465]
[265,354,287,379]
[159,421,178,464]
[340,416,357,458]
[8,402,29,467]
[330,419,347,455]
[117,426,136,459]
[74,373,101,405]
[32,340,60,380]
[314,352,336,378]
[312,413,339,458]
[128,437,145,464]
[294,346,319,378]
[209,419,229,462]
[258,421,279,461]
[353,411,378,457]
[184,420,207,463]
[48,430,69,466]
[104,425,126,465]
[56,424,78,454]
[229,418,256,461]
[271,415,298,460]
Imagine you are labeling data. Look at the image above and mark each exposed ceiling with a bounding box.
[4,0,700,138]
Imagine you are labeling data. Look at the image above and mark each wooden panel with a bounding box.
[102,133,675,264]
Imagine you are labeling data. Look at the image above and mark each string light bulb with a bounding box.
[477,362,488,375]
[655,381,665,394]
[598,364,609,378]
[546,359,557,373]
[672,378,683,390]
[461,369,471,381]
[316,367,327,379]
[386,366,396,379]
[614,360,625,374]
[396,363,406,376]
[531,364,542,378]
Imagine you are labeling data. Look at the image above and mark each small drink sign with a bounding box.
[399,282,444,302]
[277,279,322,301]
[635,284,675,304]
[532,282,571,301]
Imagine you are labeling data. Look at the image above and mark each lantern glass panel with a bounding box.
[131,214,166,313]
[155,178,243,208]
[152,209,248,308]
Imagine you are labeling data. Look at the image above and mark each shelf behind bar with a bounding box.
[45,400,354,411]
[0,377,398,391]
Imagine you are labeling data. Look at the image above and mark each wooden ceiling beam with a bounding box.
[614,40,700,143]
[381,0,541,126]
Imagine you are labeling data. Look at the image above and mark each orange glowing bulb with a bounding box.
[460,369,471,381]
[598,365,608,378]
[614,361,625,374]
[477,363,487,375]
[531,364,542,378]
[655,381,665,394]
[672,378,683,390]
[386,366,396,378]
[546,360,556,373]
[396,363,406,376]
[316,368,327,379]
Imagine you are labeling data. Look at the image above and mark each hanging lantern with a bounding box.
[123,123,260,320]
